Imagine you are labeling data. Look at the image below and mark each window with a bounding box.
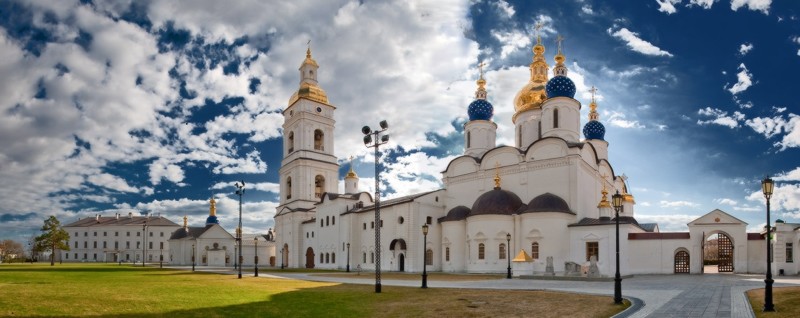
[370,252,375,263]
[306,232,309,238]
[499,243,507,260]
[312,232,314,238]
[332,253,336,263]
[445,247,450,261]
[466,131,471,148]
[380,220,383,227]
[84,253,87,260]
[149,232,153,237]
[320,220,324,227]
[115,232,118,237]
[84,232,88,237]
[160,242,164,249]
[363,223,366,230]
[287,131,294,153]
[74,241,78,248]
[426,216,432,225]
[286,177,292,199]
[478,243,485,260]
[103,232,107,236]
[320,253,324,263]
[315,175,325,198]
[127,232,130,237]
[84,242,87,248]
[326,216,329,226]
[94,241,97,248]
[103,241,107,248]
[65,253,69,259]
[74,253,77,259]
[371,221,374,229]
[149,242,153,249]
[75,232,79,237]
[398,216,404,224]
[586,242,599,261]
[325,253,329,263]
[531,242,539,260]
[126,242,130,248]
[426,249,433,265]
[137,232,140,237]
[314,129,324,151]
[93,253,97,260]
[137,242,141,249]
[332,216,335,225]
[93,232,97,236]
[787,243,794,263]
[160,232,164,237]
[363,252,367,263]
[115,241,118,249]
[553,108,559,128]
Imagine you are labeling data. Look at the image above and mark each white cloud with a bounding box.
[87,173,140,193]
[660,200,700,208]
[726,63,753,95]
[688,0,717,9]
[606,111,646,129]
[696,107,745,128]
[149,161,186,186]
[494,0,515,18]
[581,5,594,15]
[775,167,800,182]
[211,181,280,193]
[656,0,682,14]
[746,183,800,217]
[730,0,771,14]
[714,198,738,206]
[491,30,531,59]
[739,42,753,55]
[609,27,674,57]
[745,116,785,138]
[636,214,697,231]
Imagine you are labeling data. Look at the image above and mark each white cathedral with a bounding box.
[274,36,800,277]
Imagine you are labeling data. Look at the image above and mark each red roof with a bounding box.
[628,232,690,240]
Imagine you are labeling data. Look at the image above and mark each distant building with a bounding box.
[169,197,276,267]
[61,213,180,263]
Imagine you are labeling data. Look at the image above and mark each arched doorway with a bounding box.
[305,247,315,268]
[390,239,407,272]
[674,250,690,274]
[704,233,734,273]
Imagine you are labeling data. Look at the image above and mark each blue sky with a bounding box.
[1,0,799,242]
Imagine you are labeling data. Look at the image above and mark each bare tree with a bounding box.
[0,239,25,262]
[33,216,70,266]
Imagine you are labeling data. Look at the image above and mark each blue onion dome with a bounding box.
[205,215,219,225]
[468,99,493,121]
[468,70,493,121]
[545,76,576,98]
[206,197,219,225]
[583,120,606,140]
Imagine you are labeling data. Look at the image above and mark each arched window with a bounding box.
[499,243,507,260]
[553,108,559,128]
[478,243,485,260]
[531,242,539,260]
[315,175,325,198]
[320,219,323,227]
[326,216,329,226]
[466,131,471,148]
[445,247,450,261]
[332,216,335,225]
[287,131,294,153]
[286,177,292,199]
[426,249,433,265]
[370,252,375,263]
[314,129,324,151]
[325,253,329,263]
[320,253,324,263]
[332,252,336,263]
[363,252,367,263]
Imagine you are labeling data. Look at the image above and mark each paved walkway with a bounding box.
[170,266,800,317]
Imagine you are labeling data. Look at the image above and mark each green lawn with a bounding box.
[0,263,627,317]
[747,286,800,318]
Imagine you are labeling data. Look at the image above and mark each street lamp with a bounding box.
[142,220,148,268]
[422,224,428,288]
[762,176,775,312]
[346,243,351,272]
[254,236,259,277]
[612,191,624,305]
[235,180,245,279]
[506,233,512,279]
[362,120,389,293]
[191,243,196,272]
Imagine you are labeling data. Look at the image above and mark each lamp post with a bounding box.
[235,180,245,279]
[362,120,389,293]
[191,243,195,272]
[422,224,428,288]
[254,236,259,277]
[346,243,351,272]
[142,220,148,268]
[762,176,775,312]
[234,234,238,270]
[280,248,285,270]
[506,233,512,279]
[612,191,624,305]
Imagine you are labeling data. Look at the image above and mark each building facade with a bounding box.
[62,213,180,263]
[275,37,791,276]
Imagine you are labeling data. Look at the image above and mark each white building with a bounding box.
[61,213,180,263]
[169,197,276,267]
[275,37,789,276]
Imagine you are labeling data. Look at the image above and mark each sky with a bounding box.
[1,0,799,243]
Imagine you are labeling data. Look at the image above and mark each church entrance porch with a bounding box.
[305,247,315,268]
[390,239,407,272]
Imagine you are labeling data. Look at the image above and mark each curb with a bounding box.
[611,296,644,318]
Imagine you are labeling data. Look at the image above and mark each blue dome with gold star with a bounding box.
[583,120,605,140]
[468,99,493,121]
[205,215,219,225]
[545,75,576,99]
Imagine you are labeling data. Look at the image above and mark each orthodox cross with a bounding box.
[478,61,486,79]
[556,34,564,53]
[590,86,598,102]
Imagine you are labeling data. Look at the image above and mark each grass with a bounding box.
[747,286,800,317]
[0,263,628,317]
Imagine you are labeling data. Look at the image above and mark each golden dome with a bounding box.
[512,33,549,122]
[288,82,329,106]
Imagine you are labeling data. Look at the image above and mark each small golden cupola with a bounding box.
[344,156,360,194]
[513,24,549,122]
[288,43,330,107]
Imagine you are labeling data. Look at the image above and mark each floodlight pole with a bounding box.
[362,120,389,293]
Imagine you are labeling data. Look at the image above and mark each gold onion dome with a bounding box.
[288,47,329,107]
[345,164,358,179]
[513,33,549,122]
